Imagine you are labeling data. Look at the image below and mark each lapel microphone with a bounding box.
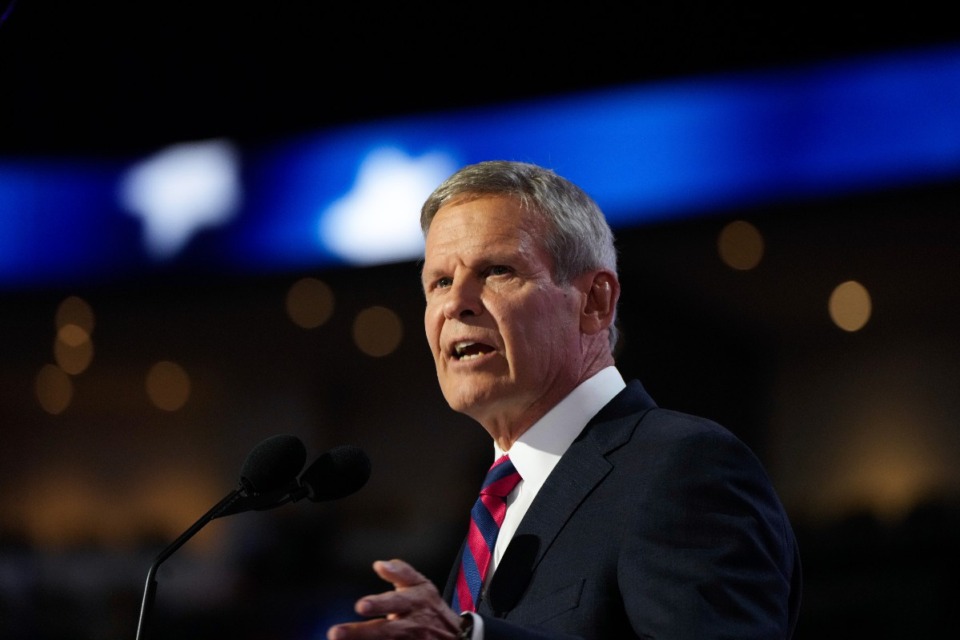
[487,533,540,616]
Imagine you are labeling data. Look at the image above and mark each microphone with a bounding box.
[488,534,539,615]
[294,444,371,502]
[238,433,308,495]
[215,444,372,517]
[134,434,306,640]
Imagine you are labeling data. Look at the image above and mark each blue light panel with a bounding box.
[1,44,959,290]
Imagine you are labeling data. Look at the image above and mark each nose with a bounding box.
[443,277,483,319]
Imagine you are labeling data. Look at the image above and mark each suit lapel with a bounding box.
[501,380,656,583]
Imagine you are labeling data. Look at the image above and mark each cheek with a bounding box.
[520,295,578,345]
[423,308,441,351]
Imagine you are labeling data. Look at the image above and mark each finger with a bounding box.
[355,581,437,617]
[356,592,412,618]
[327,618,387,640]
[371,558,429,588]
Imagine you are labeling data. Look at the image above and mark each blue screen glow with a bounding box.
[1,43,959,290]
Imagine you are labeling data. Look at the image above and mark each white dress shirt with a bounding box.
[467,366,626,638]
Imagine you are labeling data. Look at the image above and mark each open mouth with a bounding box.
[452,341,496,361]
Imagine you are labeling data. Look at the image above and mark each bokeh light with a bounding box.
[55,295,95,334]
[829,280,872,331]
[35,364,73,414]
[285,277,335,329]
[54,324,93,374]
[718,220,765,270]
[352,306,403,357]
[146,360,191,411]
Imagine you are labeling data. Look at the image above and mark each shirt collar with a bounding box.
[494,366,626,492]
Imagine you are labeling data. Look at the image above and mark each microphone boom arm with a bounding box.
[134,489,244,640]
[131,439,368,639]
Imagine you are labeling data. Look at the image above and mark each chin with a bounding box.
[445,394,485,417]
[443,386,495,418]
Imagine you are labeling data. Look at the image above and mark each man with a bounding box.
[327,160,801,639]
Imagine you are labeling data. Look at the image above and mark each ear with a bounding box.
[578,271,620,335]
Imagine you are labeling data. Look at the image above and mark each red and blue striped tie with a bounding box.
[453,454,522,613]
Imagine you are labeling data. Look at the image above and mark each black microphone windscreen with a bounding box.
[239,434,307,493]
[300,445,371,501]
[488,534,539,615]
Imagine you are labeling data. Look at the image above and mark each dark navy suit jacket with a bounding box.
[443,380,801,639]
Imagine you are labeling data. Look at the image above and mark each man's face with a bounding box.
[421,195,585,435]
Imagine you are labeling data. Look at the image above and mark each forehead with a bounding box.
[426,195,541,248]
[421,196,553,282]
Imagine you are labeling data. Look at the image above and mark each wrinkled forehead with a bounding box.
[422,198,554,277]
[428,194,547,240]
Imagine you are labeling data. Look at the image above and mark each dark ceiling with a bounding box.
[2,2,959,155]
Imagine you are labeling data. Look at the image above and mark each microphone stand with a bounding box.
[134,489,245,640]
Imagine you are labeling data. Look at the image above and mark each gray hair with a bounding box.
[420,160,620,350]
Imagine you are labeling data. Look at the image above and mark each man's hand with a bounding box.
[327,558,464,639]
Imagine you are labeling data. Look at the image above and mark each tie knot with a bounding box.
[480,455,522,499]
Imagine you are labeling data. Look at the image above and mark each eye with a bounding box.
[435,276,453,289]
[486,265,513,277]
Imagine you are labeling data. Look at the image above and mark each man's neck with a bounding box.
[480,361,620,451]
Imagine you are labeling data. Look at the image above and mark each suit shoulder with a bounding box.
[621,406,769,472]
[636,406,741,443]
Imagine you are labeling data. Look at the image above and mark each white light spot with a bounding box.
[319,148,456,265]
[119,139,242,260]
